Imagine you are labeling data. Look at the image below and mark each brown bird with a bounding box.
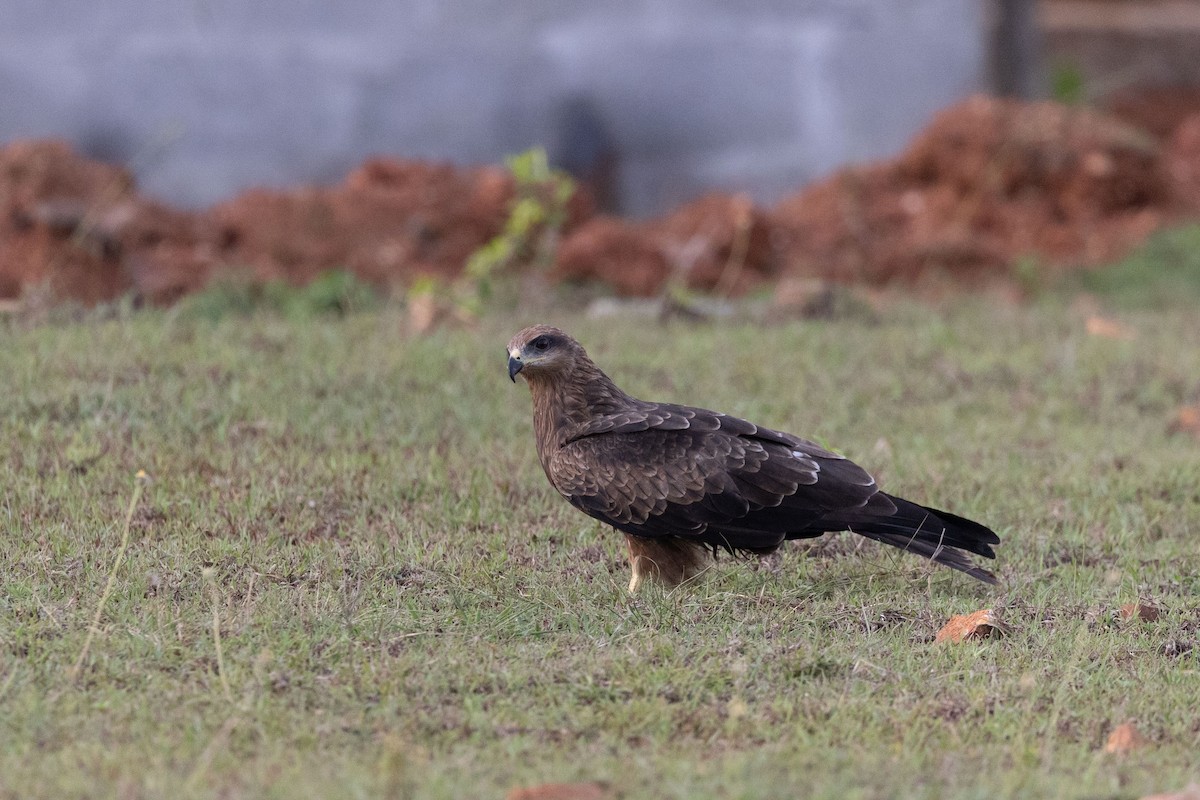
[507,325,1000,592]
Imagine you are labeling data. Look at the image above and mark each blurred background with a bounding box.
[3,0,1200,308]
[4,0,996,214]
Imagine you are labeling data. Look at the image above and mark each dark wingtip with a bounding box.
[969,567,1000,586]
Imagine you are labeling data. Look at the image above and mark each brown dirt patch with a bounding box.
[0,139,207,305]
[1106,86,1200,142]
[209,158,515,288]
[1164,112,1200,210]
[553,193,778,295]
[770,95,1178,288]
[557,95,1200,296]
[0,145,519,306]
[5,93,1200,306]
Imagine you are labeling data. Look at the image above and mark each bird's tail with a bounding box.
[841,494,1000,584]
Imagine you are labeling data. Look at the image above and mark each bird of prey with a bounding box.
[507,325,1000,592]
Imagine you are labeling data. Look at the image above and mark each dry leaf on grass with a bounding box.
[404,289,476,336]
[1085,315,1136,340]
[1104,721,1148,755]
[405,290,442,335]
[935,609,1004,643]
[1168,405,1200,439]
[1120,601,1162,622]
[1138,783,1200,800]
[506,781,613,800]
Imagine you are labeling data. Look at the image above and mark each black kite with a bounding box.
[507,325,999,591]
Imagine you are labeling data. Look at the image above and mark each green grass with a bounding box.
[177,269,382,321]
[1,273,1199,798]
[1074,224,1200,309]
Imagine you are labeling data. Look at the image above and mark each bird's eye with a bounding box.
[533,337,550,352]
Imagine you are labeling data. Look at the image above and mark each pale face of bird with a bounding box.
[507,326,574,383]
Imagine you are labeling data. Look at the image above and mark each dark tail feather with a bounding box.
[842,494,1000,584]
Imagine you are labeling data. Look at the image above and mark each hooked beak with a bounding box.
[508,353,523,382]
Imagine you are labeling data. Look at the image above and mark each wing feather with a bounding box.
[548,402,878,551]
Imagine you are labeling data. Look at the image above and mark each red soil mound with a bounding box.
[209,158,515,287]
[554,193,777,295]
[553,95,1199,296]
[769,95,1175,287]
[4,94,1200,306]
[0,140,206,305]
[0,145,517,305]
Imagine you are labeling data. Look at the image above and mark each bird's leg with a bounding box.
[625,535,661,592]
[623,534,711,593]
[628,554,648,594]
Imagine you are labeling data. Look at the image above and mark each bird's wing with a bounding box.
[550,405,883,550]
[568,402,803,440]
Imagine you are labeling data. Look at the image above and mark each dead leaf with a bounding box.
[1120,601,1161,623]
[935,609,1004,643]
[405,290,442,336]
[1168,405,1200,439]
[1138,783,1200,800]
[1104,721,1148,755]
[1085,315,1136,340]
[506,782,612,800]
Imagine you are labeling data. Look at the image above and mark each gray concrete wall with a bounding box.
[0,0,986,216]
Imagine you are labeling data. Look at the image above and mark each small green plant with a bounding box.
[1050,61,1087,106]
[460,147,575,311]
[408,148,576,333]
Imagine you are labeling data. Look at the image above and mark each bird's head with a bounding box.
[507,325,579,384]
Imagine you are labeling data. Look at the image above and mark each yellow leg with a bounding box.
[624,535,710,593]
[628,557,646,594]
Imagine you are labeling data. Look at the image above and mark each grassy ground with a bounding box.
[1,264,1199,798]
